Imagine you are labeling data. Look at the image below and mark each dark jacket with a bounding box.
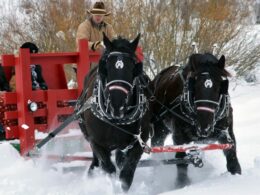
[0,64,10,91]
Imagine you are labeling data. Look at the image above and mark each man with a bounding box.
[9,42,48,91]
[75,1,116,70]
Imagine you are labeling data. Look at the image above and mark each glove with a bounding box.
[91,41,102,51]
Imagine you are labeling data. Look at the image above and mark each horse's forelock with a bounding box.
[189,53,230,78]
[110,37,135,54]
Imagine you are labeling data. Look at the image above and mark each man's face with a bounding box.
[92,15,104,24]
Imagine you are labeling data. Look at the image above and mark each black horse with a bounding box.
[150,53,241,188]
[77,34,151,191]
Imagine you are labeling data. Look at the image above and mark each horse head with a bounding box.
[98,33,143,119]
[187,53,230,137]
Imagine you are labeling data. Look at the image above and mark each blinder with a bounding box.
[134,62,143,77]
[220,79,229,94]
[188,77,195,92]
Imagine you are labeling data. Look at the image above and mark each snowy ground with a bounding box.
[1,78,260,195]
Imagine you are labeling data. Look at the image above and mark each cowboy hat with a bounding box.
[87,1,110,16]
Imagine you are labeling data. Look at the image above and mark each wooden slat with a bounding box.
[4,111,18,119]
[32,108,48,117]
[34,124,48,132]
[1,92,17,104]
[1,54,15,67]
[5,126,19,139]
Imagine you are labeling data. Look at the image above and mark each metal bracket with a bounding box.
[186,148,204,168]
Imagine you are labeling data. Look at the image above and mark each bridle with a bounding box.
[90,51,147,125]
[180,71,230,130]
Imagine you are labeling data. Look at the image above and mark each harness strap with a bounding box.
[197,106,215,113]
[106,80,133,89]
[140,74,194,125]
[91,76,147,125]
[109,85,129,94]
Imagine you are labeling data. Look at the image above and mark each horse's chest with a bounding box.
[84,114,136,149]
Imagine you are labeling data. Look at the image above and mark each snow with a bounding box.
[0,78,260,195]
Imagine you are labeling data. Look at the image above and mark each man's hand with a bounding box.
[91,41,104,52]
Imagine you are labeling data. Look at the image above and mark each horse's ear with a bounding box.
[218,55,225,69]
[98,63,107,78]
[103,32,112,51]
[130,33,141,51]
[98,53,108,77]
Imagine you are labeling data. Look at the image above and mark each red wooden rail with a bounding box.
[151,143,233,153]
[0,40,144,155]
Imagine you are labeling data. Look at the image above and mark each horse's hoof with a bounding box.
[87,168,94,178]
[121,181,130,192]
[228,161,242,175]
[229,165,242,175]
[175,177,191,189]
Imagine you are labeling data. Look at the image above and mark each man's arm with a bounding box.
[106,24,117,41]
[76,21,94,51]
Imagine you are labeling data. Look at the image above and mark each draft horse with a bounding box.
[77,34,151,191]
[150,53,241,188]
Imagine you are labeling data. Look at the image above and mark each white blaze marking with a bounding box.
[115,60,124,69]
[204,79,213,88]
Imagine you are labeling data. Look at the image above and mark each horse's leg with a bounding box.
[90,141,116,175]
[219,115,241,175]
[119,143,143,192]
[175,152,191,188]
[115,150,126,170]
[77,122,100,176]
[151,121,170,146]
[88,152,99,177]
[173,123,191,188]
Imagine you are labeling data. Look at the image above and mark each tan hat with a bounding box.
[87,1,110,16]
